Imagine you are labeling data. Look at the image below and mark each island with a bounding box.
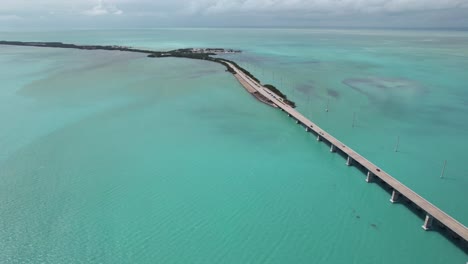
[0,40,295,108]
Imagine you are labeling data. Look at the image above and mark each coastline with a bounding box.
[233,73,278,108]
[0,40,294,108]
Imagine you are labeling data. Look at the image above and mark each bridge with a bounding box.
[2,39,466,246]
[224,61,468,245]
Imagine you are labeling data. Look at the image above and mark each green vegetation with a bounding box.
[213,59,237,74]
[148,49,295,107]
[0,40,295,108]
[148,50,215,60]
[263,84,296,108]
[148,51,237,74]
[216,58,261,83]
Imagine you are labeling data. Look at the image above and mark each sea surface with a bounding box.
[0,29,467,263]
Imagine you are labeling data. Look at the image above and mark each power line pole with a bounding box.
[394,136,400,152]
[440,160,447,179]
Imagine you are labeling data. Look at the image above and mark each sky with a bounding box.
[1,0,468,29]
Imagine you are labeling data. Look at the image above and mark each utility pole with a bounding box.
[394,136,400,152]
[440,160,447,179]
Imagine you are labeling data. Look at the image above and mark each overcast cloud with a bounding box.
[1,0,468,29]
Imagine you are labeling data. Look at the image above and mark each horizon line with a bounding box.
[1,26,468,32]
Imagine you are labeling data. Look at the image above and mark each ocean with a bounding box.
[0,28,467,263]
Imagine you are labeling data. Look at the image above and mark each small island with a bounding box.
[0,40,295,108]
[190,48,242,54]
[147,48,295,107]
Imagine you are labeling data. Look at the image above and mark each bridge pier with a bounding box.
[223,60,468,244]
[305,127,310,132]
[366,171,374,183]
[296,120,300,124]
[390,190,400,203]
[422,214,434,230]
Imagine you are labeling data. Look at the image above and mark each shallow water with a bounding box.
[0,29,467,263]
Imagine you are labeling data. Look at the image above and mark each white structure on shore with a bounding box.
[191,48,241,54]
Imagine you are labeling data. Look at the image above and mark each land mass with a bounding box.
[0,40,295,108]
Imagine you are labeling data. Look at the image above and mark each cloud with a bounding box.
[183,0,468,15]
[1,0,468,17]
[1,0,468,28]
[0,15,22,21]
[83,0,123,16]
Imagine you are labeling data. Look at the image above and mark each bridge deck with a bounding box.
[224,61,468,242]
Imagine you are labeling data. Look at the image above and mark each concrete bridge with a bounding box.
[224,61,468,245]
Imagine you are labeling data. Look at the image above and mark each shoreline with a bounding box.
[0,40,294,108]
[233,73,278,108]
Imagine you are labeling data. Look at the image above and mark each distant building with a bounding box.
[190,48,241,54]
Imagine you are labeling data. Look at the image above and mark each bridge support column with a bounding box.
[390,190,400,203]
[366,171,373,183]
[346,156,353,166]
[287,114,291,117]
[422,214,434,230]
[305,127,310,132]
[296,120,300,124]
[330,144,336,153]
[317,135,322,141]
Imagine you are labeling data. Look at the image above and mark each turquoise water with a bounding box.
[0,29,467,263]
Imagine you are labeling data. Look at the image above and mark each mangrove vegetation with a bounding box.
[0,40,295,108]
